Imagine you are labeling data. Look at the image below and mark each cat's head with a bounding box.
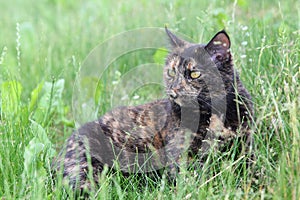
[164,27,233,107]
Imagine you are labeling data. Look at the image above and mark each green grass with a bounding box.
[1,0,300,199]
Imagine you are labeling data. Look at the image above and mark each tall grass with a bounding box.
[0,0,299,199]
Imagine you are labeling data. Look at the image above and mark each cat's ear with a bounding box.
[205,30,231,61]
[165,26,187,48]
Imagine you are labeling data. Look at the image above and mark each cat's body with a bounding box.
[53,27,254,191]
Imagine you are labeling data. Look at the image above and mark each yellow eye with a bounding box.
[168,69,176,77]
[190,71,201,79]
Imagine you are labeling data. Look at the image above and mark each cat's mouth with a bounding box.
[168,91,198,107]
[168,89,178,99]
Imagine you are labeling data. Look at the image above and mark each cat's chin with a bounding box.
[171,97,198,108]
[170,98,181,106]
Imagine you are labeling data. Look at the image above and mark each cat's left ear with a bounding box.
[205,30,231,62]
[165,26,188,48]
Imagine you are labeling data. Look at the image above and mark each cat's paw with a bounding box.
[209,114,224,132]
[209,114,235,139]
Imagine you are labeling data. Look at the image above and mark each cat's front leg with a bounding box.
[164,128,193,182]
[201,114,236,154]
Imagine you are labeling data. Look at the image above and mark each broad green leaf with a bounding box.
[30,120,54,148]
[153,48,168,64]
[39,79,64,108]
[33,79,65,124]
[23,138,45,173]
[0,80,22,116]
[237,0,248,8]
[22,120,55,199]
[29,82,44,112]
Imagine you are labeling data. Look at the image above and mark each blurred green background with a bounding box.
[0,0,299,199]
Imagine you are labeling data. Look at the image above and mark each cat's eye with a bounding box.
[167,69,176,77]
[190,71,201,79]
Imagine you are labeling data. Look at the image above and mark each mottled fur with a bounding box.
[52,27,254,192]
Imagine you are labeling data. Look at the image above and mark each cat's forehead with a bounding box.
[180,44,207,59]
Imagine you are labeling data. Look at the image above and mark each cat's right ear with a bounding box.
[205,30,231,62]
[165,26,187,48]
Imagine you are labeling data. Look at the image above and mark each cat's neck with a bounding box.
[171,100,211,132]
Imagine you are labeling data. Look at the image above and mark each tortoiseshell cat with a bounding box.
[53,27,254,192]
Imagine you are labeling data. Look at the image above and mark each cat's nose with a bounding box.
[169,89,178,99]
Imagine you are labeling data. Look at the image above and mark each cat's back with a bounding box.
[53,98,178,185]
